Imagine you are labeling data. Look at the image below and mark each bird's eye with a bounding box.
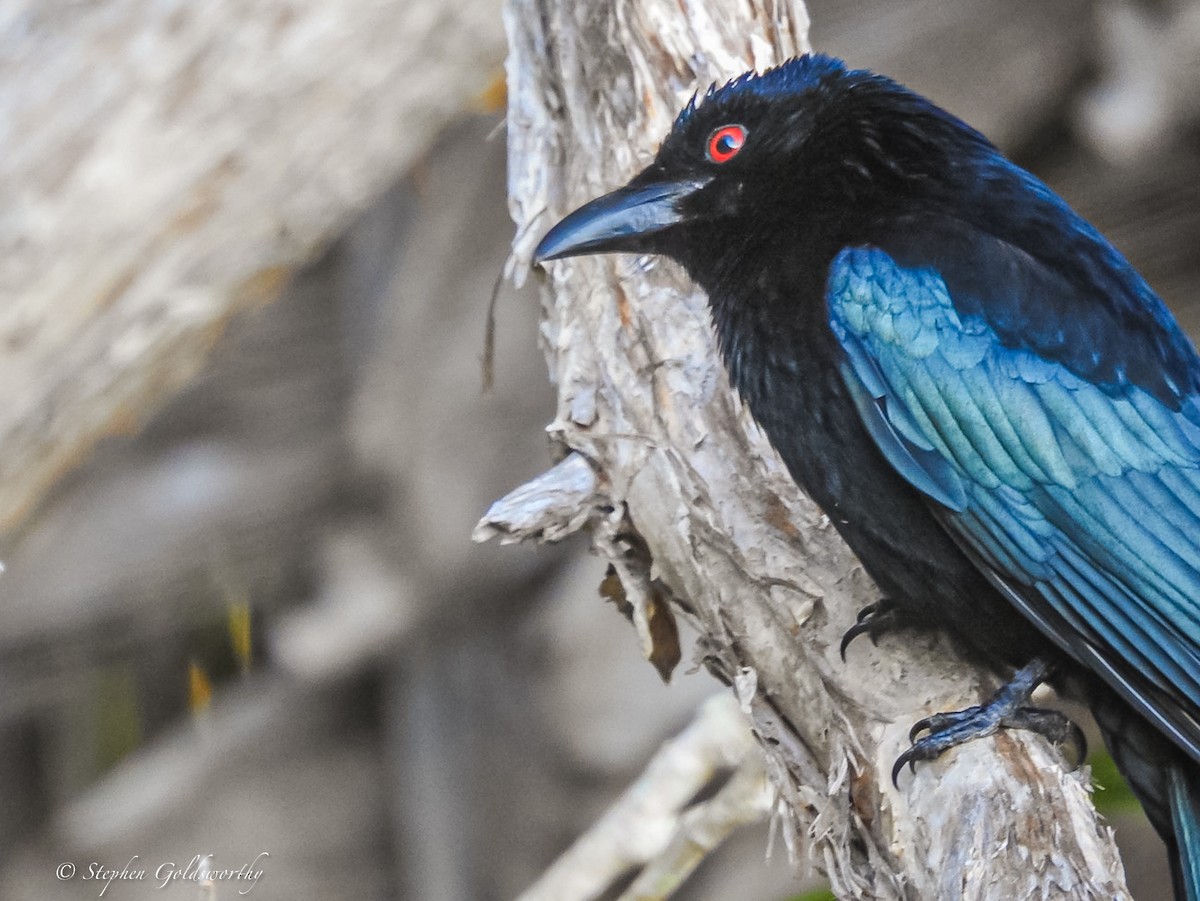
[706,125,747,164]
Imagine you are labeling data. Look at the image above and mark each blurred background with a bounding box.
[2,0,1199,898]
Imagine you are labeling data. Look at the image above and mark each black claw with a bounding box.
[890,741,937,787]
[909,716,934,743]
[839,598,900,661]
[838,621,872,661]
[891,751,913,788]
[1000,706,1088,765]
[1067,721,1088,765]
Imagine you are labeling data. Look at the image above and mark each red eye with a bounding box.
[707,124,747,163]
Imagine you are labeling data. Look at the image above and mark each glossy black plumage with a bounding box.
[534,54,1200,896]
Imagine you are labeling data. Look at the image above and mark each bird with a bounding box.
[533,53,1200,898]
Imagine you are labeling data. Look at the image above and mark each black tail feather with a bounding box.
[1093,682,1200,901]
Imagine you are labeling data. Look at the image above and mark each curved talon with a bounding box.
[909,716,934,743]
[839,598,900,661]
[1066,720,1088,765]
[999,705,1089,765]
[839,620,872,661]
[891,748,917,787]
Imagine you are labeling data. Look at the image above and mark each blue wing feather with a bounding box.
[828,243,1200,762]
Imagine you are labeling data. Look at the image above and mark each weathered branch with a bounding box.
[517,693,771,901]
[473,452,601,544]
[486,1,1132,897]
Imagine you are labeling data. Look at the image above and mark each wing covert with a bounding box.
[827,244,1200,762]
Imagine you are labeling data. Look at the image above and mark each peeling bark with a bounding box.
[485,1,1133,897]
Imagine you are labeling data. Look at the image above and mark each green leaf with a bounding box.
[784,887,836,901]
[1089,749,1141,815]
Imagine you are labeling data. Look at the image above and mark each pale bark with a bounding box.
[484,1,1133,897]
[516,693,773,901]
[0,0,504,532]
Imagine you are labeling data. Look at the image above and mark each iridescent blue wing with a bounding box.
[828,242,1200,761]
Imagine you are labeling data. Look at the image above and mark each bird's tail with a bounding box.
[1168,764,1200,901]
[1092,682,1200,900]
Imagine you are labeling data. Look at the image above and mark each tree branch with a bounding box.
[485,0,1132,896]
[516,693,771,901]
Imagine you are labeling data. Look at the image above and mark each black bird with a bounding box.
[534,54,1200,897]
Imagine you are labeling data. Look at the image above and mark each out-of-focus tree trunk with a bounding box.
[484,1,1133,897]
[0,0,504,534]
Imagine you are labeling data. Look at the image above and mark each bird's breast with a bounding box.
[707,284,1046,660]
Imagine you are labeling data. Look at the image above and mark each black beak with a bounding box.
[533,176,712,263]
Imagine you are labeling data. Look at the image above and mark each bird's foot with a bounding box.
[891,657,1084,786]
[839,598,901,660]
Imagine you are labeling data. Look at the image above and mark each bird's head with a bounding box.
[534,53,996,287]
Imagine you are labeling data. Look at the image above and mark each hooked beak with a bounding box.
[533,176,712,263]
